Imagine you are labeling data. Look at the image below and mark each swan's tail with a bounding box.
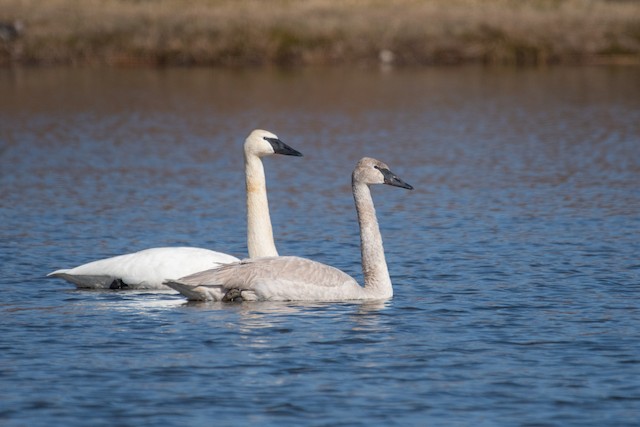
[47,269,69,277]
[47,270,114,289]
[164,280,221,301]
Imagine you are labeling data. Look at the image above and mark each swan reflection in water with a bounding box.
[180,298,391,338]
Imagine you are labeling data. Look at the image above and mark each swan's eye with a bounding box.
[374,165,381,170]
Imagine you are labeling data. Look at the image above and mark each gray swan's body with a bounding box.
[165,157,412,301]
[48,129,302,290]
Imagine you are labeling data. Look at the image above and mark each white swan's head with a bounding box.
[244,129,303,158]
[353,157,413,190]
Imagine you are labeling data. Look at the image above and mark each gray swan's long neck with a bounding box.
[352,180,392,298]
[245,154,279,258]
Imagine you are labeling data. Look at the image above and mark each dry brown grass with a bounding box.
[1,0,639,66]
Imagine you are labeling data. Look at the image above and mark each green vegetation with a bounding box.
[1,0,639,66]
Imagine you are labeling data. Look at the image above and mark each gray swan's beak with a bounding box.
[378,167,414,190]
[264,137,303,157]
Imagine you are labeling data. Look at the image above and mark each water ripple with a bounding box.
[1,66,639,427]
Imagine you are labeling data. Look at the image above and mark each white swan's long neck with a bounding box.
[245,153,279,258]
[353,181,392,298]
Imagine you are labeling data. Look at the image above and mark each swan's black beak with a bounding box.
[378,167,414,190]
[264,137,303,157]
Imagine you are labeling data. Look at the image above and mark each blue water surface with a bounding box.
[1,66,639,426]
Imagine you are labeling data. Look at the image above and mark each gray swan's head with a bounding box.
[353,157,413,190]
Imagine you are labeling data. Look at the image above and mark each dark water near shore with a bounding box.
[1,66,639,426]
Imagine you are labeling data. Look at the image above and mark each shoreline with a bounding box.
[1,0,639,68]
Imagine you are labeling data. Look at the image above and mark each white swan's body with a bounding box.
[49,247,239,290]
[165,157,413,302]
[48,129,302,290]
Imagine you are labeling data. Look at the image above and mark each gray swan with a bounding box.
[165,157,412,301]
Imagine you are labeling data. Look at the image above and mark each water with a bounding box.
[1,66,639,426]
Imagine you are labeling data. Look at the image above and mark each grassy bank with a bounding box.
[1,0,639,67]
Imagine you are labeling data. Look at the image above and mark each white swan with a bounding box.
[47,129,302,290]
[165,157,413,301]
